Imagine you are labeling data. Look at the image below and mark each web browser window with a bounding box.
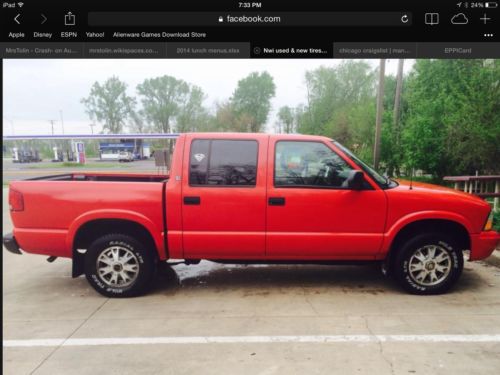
[2,1,500,373]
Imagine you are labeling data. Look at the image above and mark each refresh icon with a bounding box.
[401,14,409,24]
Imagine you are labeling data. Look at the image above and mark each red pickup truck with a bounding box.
[4,133,499,297]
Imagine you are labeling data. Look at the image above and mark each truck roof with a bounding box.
[182,132,333,142]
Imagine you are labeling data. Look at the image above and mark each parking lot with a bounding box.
[3,162,500,375]
[2,157,159,183]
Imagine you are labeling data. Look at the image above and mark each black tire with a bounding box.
[84,234,157,297]
[393,233,464,295]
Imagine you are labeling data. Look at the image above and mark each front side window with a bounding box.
[189,139,258,186]
[275,141,352,188]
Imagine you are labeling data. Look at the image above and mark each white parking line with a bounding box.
[4,335,500,347]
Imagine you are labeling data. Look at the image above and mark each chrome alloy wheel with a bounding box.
[408,245,452,286]
[96,246,139,287]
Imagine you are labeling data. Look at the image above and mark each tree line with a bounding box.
[81,71,276,136]
[276,60,499,178]
[82,59,500,178]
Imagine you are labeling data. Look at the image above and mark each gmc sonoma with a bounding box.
[3,133,499,297]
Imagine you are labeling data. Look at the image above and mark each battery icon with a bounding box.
[486,2,498,8]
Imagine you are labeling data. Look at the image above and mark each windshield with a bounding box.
[332,141,391,187]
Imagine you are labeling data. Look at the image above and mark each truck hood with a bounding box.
[384,179,491,234]
[392,179,487,205]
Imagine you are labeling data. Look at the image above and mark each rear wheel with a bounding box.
[84,234,156,297]
[394,233,463,295]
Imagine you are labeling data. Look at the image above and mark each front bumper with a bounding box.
[470,230,500,261]
[3,232,22,255]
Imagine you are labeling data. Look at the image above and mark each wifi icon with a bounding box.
[18,2,24,7]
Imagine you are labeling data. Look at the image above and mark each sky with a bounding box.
[3,59,414,136]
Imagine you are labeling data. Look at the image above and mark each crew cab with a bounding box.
[4,133,499,297]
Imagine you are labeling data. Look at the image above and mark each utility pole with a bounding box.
[89,123,97,156]
[393,59,405,176]
[48,119,56,151]
[59,110,67,156]
[373,59,386,170]
[48,120,56,135]
[59,110,65,134]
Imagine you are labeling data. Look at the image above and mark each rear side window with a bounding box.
[189,139,258,186]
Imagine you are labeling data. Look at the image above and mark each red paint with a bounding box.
[7,133,499,263]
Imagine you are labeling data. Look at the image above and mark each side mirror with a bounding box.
[347,170,365,190]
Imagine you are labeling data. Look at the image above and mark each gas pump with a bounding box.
[12,147,19,163]
[52,146,64,162]
[72,141,86,164]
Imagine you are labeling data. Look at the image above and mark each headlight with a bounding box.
[484,210,494,231]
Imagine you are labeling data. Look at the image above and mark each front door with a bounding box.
[182,135,268,258]
[266,139,387,259]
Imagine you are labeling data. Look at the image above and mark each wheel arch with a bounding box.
[384,218,471,274]
[70,217,162,278]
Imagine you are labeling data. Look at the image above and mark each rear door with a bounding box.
[181,134,268,258]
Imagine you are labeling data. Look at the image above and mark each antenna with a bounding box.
[409,167,414,190]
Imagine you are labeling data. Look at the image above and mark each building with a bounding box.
[99,140,151,160]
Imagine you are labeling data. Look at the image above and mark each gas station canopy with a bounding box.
[3,133,180,141]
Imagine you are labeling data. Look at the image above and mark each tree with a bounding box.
[81,76,135,134]
[276,106,295,133]
[128,110,151,134]
[297,61,377,160]
[231,71,276,132]
[137,75,190,134]
[379,75,399,175]
[212,101,253,132]
[176,85,209,132]
[402,60,500,177]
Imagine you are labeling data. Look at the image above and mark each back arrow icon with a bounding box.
[41,14,47,24]
[14,14,21,24]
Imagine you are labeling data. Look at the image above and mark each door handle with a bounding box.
[184,196,201,205]
[268,197,285,206]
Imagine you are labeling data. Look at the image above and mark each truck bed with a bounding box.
[8,172,168,259]
[27,172,169,183]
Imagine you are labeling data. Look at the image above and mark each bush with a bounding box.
[493,210,500,232]
[399,175,454,188]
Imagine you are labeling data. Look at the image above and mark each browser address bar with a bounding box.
[88,12,412,27]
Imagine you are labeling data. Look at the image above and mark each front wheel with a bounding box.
[84,234,156,297]
[394,233,464,295]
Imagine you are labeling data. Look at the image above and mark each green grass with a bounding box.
[61,162,124,168]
